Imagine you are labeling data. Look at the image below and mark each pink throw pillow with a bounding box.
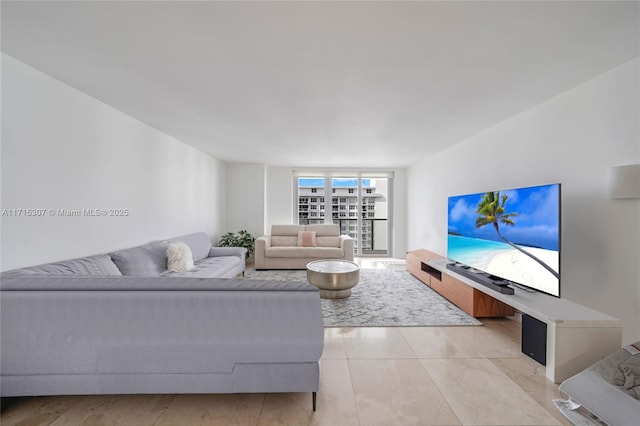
[298,231,317,247]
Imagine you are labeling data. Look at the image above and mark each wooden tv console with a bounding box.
[407,249,514,317]
[406,249,623,383]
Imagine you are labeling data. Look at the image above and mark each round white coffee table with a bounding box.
[306,260,361,299]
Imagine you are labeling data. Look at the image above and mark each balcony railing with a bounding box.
[298,218,388,255]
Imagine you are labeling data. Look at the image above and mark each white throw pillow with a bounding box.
[166,242,194,272]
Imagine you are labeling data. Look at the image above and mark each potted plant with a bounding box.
[218,229,255,259]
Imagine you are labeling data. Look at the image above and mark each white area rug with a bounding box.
[244,267,482,327]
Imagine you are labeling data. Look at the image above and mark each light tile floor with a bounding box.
[1,258,570,425]
[1,319,571,426]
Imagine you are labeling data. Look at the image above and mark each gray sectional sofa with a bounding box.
[1,232,247,279]
[0,232,324,410]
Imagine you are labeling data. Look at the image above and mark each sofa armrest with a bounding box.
[208,247,247,259]
[255,236,271,269]
[256,235,272,248]
[339,235,355,261]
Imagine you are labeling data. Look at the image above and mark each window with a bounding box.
[294,172,392,255]
[296,177,325,225]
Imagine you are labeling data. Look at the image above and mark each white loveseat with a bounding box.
[255,224,354,270]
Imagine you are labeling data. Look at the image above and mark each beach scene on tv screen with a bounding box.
[447,184,560,297]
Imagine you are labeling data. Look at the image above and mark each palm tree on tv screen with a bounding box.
[475,192,559,278]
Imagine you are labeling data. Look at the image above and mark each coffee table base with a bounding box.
[319,288,352,299]
[306,260,360,299]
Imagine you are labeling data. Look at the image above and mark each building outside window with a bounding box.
[295,174,391,255]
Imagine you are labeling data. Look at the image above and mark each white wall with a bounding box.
[265,166,408,258]
[407,58,640,343]
[391,169,408,260]
[1,54,227,270]
[265,167,295,233]
[224,163,266,242]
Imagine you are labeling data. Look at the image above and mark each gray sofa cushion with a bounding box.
[163,256,243,279]
[167,232,212,262]
[0,276,317,292]
[109,241,169,276]
[0,255,122,278]
[0,275,323,381]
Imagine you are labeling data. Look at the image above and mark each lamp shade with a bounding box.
[607,164,640,199]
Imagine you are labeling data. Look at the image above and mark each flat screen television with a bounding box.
[447,183,560,297]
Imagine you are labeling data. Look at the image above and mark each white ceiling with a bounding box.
[2,1,638,168]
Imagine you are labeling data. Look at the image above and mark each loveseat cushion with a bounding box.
[271,225,304,236]
[109,241,169,276]
[305,224,340,236]
[0,255,122,278]
[167,232,212,262]
[270,224,340,248]
[316,236,340,247]
[272,236,299,247]
[265,246,344,258]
